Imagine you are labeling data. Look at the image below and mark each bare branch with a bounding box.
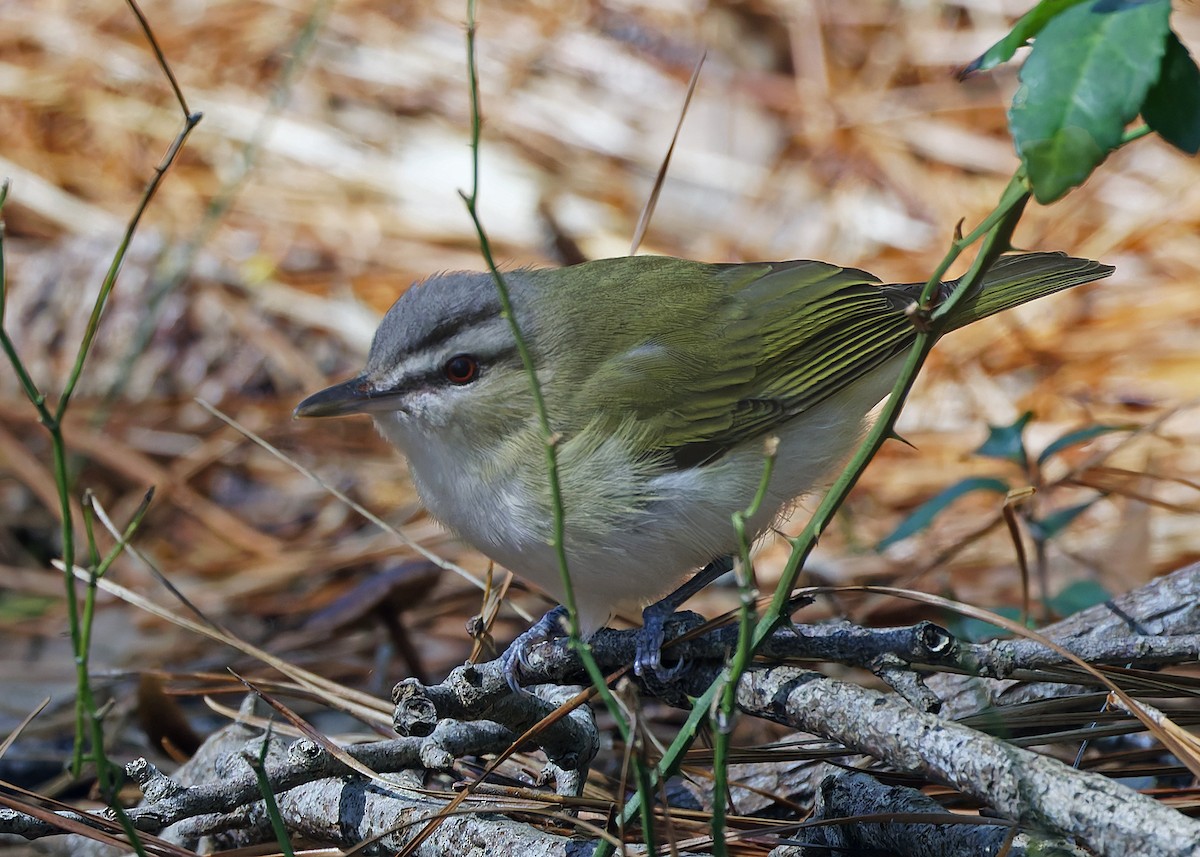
[737,664,1200,857]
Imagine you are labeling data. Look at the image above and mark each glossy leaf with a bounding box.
[975,412,1034,464]
[1037,422,1133,465]
[877,476,1011,551]
[1009,0,1172,203]
[960,0,1089,77]
[1142,30,1200,155]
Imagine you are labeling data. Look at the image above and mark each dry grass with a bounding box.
[1,0,1198,847]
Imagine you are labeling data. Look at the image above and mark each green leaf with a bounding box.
[1028,499,1097,539]
[877,476,1011,551]
[960,0,1090,77]
[1009,0,1172,203]
[1046,579,1112,615]
[1037,422,1134,464]
[975,412,1034,464]
[1142,30,1200,155]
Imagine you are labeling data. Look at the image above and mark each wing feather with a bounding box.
[541,252,1109,471]
[557,258,902,467]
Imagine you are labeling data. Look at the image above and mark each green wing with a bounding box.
[558,257,901,467]
[553,253,1111,470]
[657,261,916,467]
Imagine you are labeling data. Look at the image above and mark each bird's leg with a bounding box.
[634,556,734,680]
[499,605,568,693]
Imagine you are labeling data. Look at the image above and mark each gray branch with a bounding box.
[737,663,1200,857]
[7,716,638,857]
[769,767,1088,857]
[390,615,1197,728]
[394,670,598,775]
[7,565,1196,855]
[931,561,1200,717]
[680,561,1200,818]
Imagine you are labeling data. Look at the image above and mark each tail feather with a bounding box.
[943,252,1114,331]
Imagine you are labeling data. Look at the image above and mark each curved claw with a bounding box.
[634,609,705,681]
[631,556,732,681]
[499,605,568,693]
[633,614,668,679]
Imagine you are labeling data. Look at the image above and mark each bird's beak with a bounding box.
[294,377,374,418]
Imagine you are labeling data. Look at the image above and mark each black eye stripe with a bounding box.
[402,305,498,358]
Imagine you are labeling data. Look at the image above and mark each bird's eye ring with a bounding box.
[443,354,480,385]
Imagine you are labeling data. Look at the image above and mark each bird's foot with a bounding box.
[499,605,568,693]
[633,606,706,681]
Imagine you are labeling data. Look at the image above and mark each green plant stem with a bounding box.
[711,438,778,855]
[54,117,200,423]
[249,727,297,857]
[758,175,1031,641]
[599,171,1033,855]
[597,680,721,857]
[0,6,197,846]
[103,0,330,411]
[460,1,654,846]
[78,489,155,672]
[61,109,199,777]
[1122,123,1153,145]
[0,185,48,409]
[461,0,578,649]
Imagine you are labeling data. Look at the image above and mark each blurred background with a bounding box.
[1,0,1198,754]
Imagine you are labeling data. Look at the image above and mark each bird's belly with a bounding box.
[383,355,900,632]
[396,437,704,630]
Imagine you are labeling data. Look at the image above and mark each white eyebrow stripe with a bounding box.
[376,315,518,390]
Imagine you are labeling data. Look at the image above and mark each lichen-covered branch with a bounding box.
[737,664,1200,857]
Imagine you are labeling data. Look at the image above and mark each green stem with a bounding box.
[102,0,330,411]
[55,112,201,422]
[599,171,1032,856]
[459,3,649,843]
[711,438,778,854]
[250,727,297,857]
[758,174,1031,647]
[0,6,196,846]
[62,492,148,857]
[462,0,595,692]
[0,184,51,411]
[1122,123,1153,145]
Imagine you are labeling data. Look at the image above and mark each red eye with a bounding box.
[443,354,480,385]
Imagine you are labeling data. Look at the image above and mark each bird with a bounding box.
[295,251,1113,686]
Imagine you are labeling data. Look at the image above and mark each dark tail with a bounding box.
[943,252,1114,331]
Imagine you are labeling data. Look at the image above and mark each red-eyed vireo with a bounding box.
[296,252,1112,684]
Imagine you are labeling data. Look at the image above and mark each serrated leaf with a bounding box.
[975,412,1034,464]
[960,0,1090,77]
[1009,0,1172,203]
[1028,499,1097,539]
[1036,422,1134,464]
[1142,30,1200,155]
[877,476,1011,551]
